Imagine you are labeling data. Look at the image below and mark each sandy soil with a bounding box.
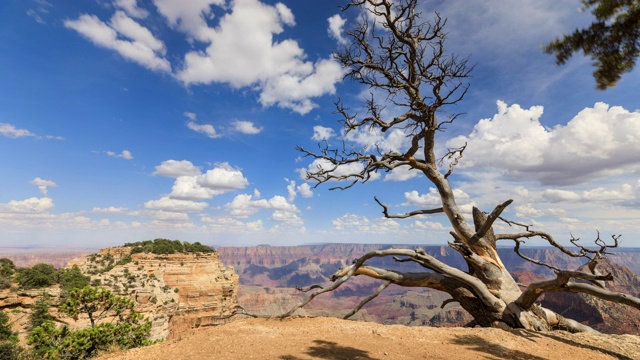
[97,317,640,360]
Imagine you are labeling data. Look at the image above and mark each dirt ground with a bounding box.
[97,317,640,360]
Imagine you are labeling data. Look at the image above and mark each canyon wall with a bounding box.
[218,244,640,334]
[1,246,239,343]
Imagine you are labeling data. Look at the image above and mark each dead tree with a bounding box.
[294,0,640,332]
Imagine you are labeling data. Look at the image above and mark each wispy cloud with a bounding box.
[65,11,170,73]
[0,122,63,140]
[0,123,36,138]
[106,150,133,160]
[186,121,221,139]
[29,177,57,196]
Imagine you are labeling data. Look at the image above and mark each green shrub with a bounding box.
[0,311,22,360]
[58,265,90,293]
[0,277,12,290]
[16,263,57,289]
[0,311,16,342]
[0,341,23,360]
[116,255,132,266]
[29,320,154,360]
[29,293,53,330]
[28,286,155,359]
[124,239,213,255]
[0,259,16,278]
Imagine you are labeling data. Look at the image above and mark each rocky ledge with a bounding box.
[2,246,239,342]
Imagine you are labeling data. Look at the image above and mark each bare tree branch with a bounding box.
[374,196,443,218]
[438,142,466,178]
[288,0,640,333]
[343,281,391,319]
[517,273,640,311]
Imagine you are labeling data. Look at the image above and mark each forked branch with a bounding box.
[517,271,640,310]
[374,196,443,218]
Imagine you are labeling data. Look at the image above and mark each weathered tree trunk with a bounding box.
[291,0,640,333]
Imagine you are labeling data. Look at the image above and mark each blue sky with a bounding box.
[1,0,639,249]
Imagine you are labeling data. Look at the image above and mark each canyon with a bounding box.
[216,244,640,334]
[2,242,639,344]
[1,246,238,343]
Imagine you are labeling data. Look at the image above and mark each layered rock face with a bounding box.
[0,287,65,344]
[218,244,640,334]
[2,246,238,342]
[219,244,640,276]
[219,245,473,327]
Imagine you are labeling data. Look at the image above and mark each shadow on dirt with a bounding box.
[452,334,548,360]
[280,339,378,360]
[529,331,635,360]
[453,331,635,360]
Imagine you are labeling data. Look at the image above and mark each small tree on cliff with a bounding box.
[59,286,141,328]
[292,0,640,332]
[29,286,153,359]
[29,292,54,331]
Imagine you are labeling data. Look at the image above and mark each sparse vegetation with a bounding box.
[116,255,132,266]
[125,239,213,255]
[28,286,155,359]
[0,310,23,359]
[0,259,16,289]
[58,265,91,294]
[0,278,11,290]
[29,293,54,331]
[0,259,16,276]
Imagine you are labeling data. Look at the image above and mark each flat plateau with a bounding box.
[97,316,640,360]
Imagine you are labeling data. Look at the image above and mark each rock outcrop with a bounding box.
[1,246,239,343]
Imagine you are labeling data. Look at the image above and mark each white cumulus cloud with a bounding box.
[0,197,54,214]
[232,120,263,135]
[91,206,128,214]
[311,126,335,141]
[198,163,249,190]
[225,193,299,219]
[187,121,221,139]
[448,101,640,185]
[154,160,201,178]
[166,163,248,200]
[297,183,313,198]
[175,0,343,114]
[327,14,348,45]
[384,166,420,182]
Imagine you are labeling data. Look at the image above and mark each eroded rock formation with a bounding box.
[218,244,640,334]
[1,246,238,342]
